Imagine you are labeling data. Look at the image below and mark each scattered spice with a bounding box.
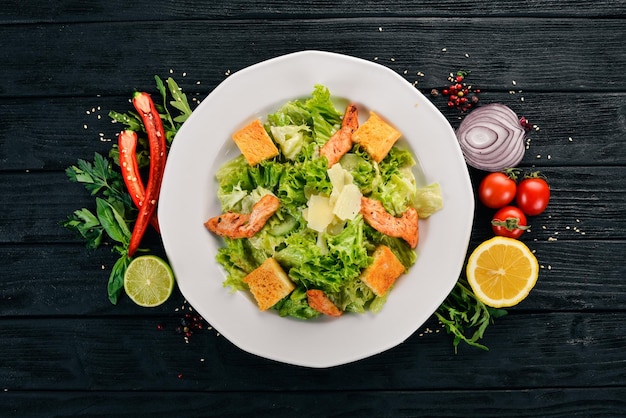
[171,300,214,343]
[432,70,481,112]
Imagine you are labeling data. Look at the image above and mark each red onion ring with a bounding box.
[455,103,526,171]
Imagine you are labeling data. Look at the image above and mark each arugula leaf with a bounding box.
[155,75,176,132]
[109,110,143,132]
[436,277,507,352]
[166,77,193,123]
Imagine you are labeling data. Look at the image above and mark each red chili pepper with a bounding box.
[127,92,167,256]
[118,129,160,233]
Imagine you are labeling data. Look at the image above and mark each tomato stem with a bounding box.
[491,217,530,232]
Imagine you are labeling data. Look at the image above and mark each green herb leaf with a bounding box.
[166,77,193,123]
[436,277,507,352]
[155,75,176,132]
[66,153,132,207]
[96,197,131,246]
[109,110,143,132]
[108,254,131,304]
[62,208,104,250]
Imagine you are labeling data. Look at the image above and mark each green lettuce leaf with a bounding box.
[270,125,311,160]
[413,182,444,219]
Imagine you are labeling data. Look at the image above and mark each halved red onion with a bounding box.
[455,103,526,171]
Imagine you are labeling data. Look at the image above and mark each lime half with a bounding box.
[124,255,175,307]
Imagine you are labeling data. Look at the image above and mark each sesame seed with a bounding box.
[464,53,470,58]
[83,124,88,129]
[512,80,517,85]
[441,48,447,52]
[378,27,383,32]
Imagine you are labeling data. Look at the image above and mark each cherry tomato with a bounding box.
[516,176,550,216]
[491,206,529,239]
[478,172,517,209]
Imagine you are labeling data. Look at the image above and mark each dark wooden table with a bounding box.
[2,1,625,416]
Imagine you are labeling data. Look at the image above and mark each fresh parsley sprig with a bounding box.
[63,153,134,304]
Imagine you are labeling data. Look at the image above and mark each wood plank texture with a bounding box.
[1,18,625,98]
[3,0,626,23]
[0,313,624,391]
[3,388,626,417]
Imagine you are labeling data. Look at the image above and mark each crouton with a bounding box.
[352,111,402,162]
[243,258,295,311]
[359,245,406,296]
[232,119,279,166]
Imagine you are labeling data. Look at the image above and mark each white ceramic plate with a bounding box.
[159,50,474,368]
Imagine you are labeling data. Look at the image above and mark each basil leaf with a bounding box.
[96,197,131,245]
[108,254,131,304]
